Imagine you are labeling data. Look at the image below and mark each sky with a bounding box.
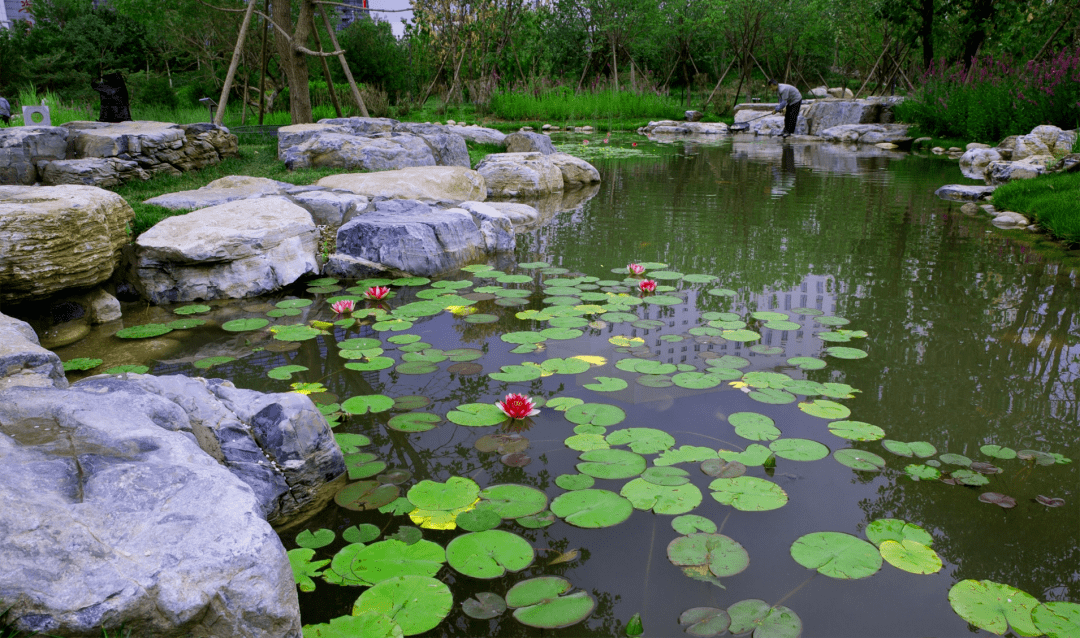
[368,0,413,37]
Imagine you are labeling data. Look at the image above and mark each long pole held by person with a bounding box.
[768,79,802,139]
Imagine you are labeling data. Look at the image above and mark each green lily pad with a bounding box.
[727,601,803,638]
[729,412,780,441]
[447,403,507,426]
[678,608,730,637]
[462,592,507,620]
[166,318,206,330]
[556,474,595,491]
[516,510,557,528]
[342,394,394,415]
[881,440,938,458]
[866,519,933,551]
[302,613,401,638]
[387,412,441,432]
[668,533,749,577]
[707,288,737,296]
[273,325,323,341]
[115,323,173,339]
[446,529,535,578]
[541,357,590,375]
[104,364,150,374]
[939,453,973,466]
[905,464,942,480]
[828,420,885,441]
[582,376,628,392]
[342,524,381,544]
[798,399,851,419]
[946,469,990,486]
[505,576,596,629]
[194,356,234,369]
[605,428,676,454]
[565,403,626,426]
[174,304,211,315]
[550,489,634,528]
[747,388,796,405]
[335,480,400,511]
[394,361,438,374]
[641,466,691,486]
[332,538,445,586]
[879,539,942,574]
[489,364,543,382]
[672,515,717,535]
[268,364,308,380]
[834,448,886,471]
[717,444,774,467]
[296,528,336,549]
[352,575,452,635]
[947,580,1040,636]
[980,444,1017,460]
[565,433,610,451]
[787,356,827,370]
[479,484,548,519]
[1032,602,1080,638]
[464,313,499,324]
[655,446,719,466]
[276,298,312,309]
[62,358,102,371]
[577,448,647,479]
[700,459,747,478]
[722,329,761,342]
[671,372,725,390]
[825,346,867,359]
[407,477,480,511]
[267,308,301,318]
[709,477,788,511]
[221,317,269,332]
[344,357,396,372]
[288,548,328,592]
[790,531,883,580]
[453,506,502,532]
[621,478,702,514]
[769,438,830,461]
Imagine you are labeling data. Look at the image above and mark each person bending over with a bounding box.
[769,79,802,138]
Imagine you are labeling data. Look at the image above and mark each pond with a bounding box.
[56,135,1079,638]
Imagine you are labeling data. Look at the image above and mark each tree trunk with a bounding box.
[273,0,313,124]
[919,0,934,68]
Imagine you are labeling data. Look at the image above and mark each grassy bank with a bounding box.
[992,171,1080,244]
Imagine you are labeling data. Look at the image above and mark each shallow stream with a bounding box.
[57,135,1079,637]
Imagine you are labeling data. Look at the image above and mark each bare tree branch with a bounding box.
[296,45,344,56]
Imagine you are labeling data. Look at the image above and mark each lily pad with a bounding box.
[798,399,851,420]
[834,448,886,471]
[678,607,730,637]
[717,444,774,467]
[709,477,788,511]
[556,474,595,491]
[729,412,781,441]
[462,592,507,620]
[621,478,702,515]
[672,515,717,535]
[387,412,442,433]
[479,484,548,519]
[577,449,647,479]
[221,317,271,332]
[865,519,933,547]
[335,481,400,511]
[407,477,479,511]
[342,394,394,415]
[824,346,867,359]
[667,533,749,578]
[978,492,1017,508]
[605,428,676,454]
[288,548,328,592]
[447,403,507,426]
[115,323,173,339]
[769,438,830,461]
[296,528,336,549]
[446,529,535,578]
[166,318,206,330]
[342,524,381,544]
[489,364,543,382]
[747,388,796,405]
[827,421,885,441]
[550,489,634,528]
[904,464,942,481]
[517,510,557,528]
[787,356,827,370]
[700,459,747,478]
[980,444,1017,460]
[656,446,719,466]
[565,403,627,426]
[879,539,942,574]
[505,576,596,629]
[104,364,150,374]
[194,356,234,369]
[1032,601,1080,638]
[352,575,452,636]
[62,358,102,371]
[947,579,1040,636]
[790,531,882,579]
[174,304,211,315]
[726,601,803,638]
[583,376,629,392]
[672,372,725,390]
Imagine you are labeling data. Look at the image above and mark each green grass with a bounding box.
[467,143,505,168]
[992,170,1080,244]
[489,88,688,125]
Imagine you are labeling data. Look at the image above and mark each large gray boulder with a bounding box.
[986,155,1054,185]
[958,147,1003,180]
[316,166,486,202]
[134,197,318,303]
[71,374,346,525]
[804,100,882,135]
[291,189,370,227]
[38,158,150,187]
[0,380,304,638]
[63,121,238,178]
[143,176,293,210]
[318,117,398,136]
[0,185,134,305]
[280,132,437,171]
[475,152,565,198]
[335,199,514,275]
[547,153,601,188]
[504,132,557,155]
[447,124,506,146]
[0,126,69,185]
[0,312,68,391]
[639,121,729,135]
[393,122,471,167]
[463,201,542,229]
[1011,125,1076,161]
[934,184,998,201]
[818,123,911,145]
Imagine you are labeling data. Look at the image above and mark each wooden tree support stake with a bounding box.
[216,0,259,125]
[318,6,368,117]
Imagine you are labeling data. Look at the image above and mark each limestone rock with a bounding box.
[74,374,346,525]
[446,204,514,253]
[827,87,855,99]
[318,116,398,136]
[804,100,881,135]
[446,124,506,146]
[335,199,513,275]
[0,381,303,638]
[468,201,542,229]
[84,288,122,324]
[135,197,318,303]
[504,131,557,155]
[991,211,1029,228]
[280,132,437,171]
[547,153,601,187]
[818,123,911,145]
[0,185,134,305]
[291,189,370,227]
[1012,134,1051,161]
[143,175,293,210]
[0,126,70,185]
[276,123,352,150]
[393,122,470,167]
[685,110,704,122]
[316,166,486,202]
[475,152,565,198]
[640,121,728,135]
[60,121,237,179]
[38,158,150,187]
[0,312,67,391]
[986,155,1054,185]
[966,142,991,150]
[934,184,998,201]
[323,253,408,280]
[960,202,980,215]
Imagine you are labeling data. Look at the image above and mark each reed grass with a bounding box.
[992,171,1080,244]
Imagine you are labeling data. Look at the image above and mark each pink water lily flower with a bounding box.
[639,279,657,294]
[331,299,355,314]
[627,263,645,276]
[364,286,390,301]
[496,393,540,420]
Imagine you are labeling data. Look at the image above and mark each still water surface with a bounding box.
[60,136,1080,637]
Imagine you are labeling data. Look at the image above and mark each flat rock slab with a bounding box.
[505,131,557,154]
[0,312,67,391]
[935,184,998,201]
[336,199,513,276]
[62,121,238,177]
[804,100,882,135]
[986,155,1054,185]
[0,380,302,638]
[639,121,730,135]
[39,157,150,187]
[316,165,486,202]
[0,185,134,305]
[144,175,294,210]
[819,123,911,145]
[0,126,69,185]
[447,124,506,145]
[475,152,565,198]
[278,118,470,170]
[135,197,318,303]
